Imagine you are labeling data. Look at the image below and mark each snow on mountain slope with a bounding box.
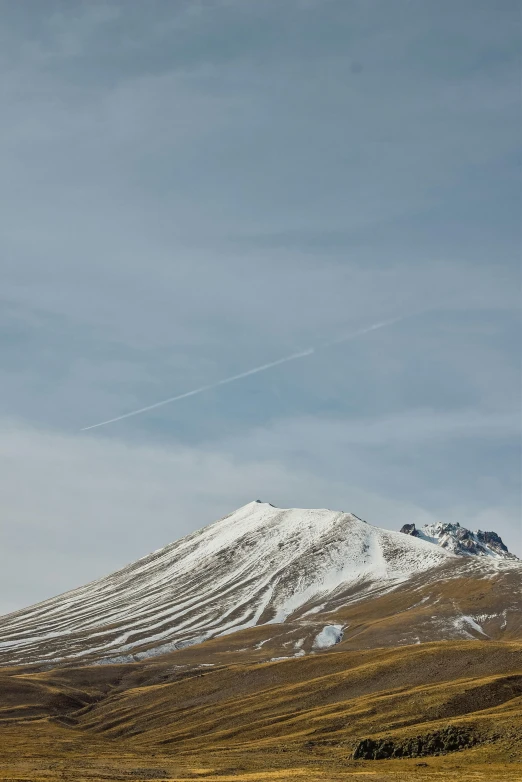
[0,501,453,666]
[400,521,518,560]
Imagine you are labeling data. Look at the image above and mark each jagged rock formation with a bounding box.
[400,521,518,560]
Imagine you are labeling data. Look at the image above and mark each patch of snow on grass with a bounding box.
[453,615,488,637]
[313,624,344,649]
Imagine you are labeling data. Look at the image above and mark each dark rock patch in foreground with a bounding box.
[353,725,477,759]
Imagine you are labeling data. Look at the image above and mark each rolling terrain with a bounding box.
[0,640,521,781]
[0,502,520,780]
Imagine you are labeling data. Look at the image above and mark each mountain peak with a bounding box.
[1,502,519,668]
[400,521,517,560]
[0,502,451,666]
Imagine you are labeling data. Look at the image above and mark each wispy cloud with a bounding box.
[0,1,519,611]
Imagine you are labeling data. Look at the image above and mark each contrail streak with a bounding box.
[81,348,314,431]
[80,316,405,431]
[321,315,406,349]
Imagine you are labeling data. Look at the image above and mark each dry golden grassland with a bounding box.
[0,640,520,781]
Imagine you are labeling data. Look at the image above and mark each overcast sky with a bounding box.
[1,0,520,614]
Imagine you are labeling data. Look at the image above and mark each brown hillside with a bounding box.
[0,640,520,781]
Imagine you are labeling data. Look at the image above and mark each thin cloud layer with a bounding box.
[0,1,520,611]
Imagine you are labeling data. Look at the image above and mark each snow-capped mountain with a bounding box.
[0,501,520,667]
[400,521,518,560]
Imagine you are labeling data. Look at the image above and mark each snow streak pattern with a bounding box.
[0,502,453,666]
